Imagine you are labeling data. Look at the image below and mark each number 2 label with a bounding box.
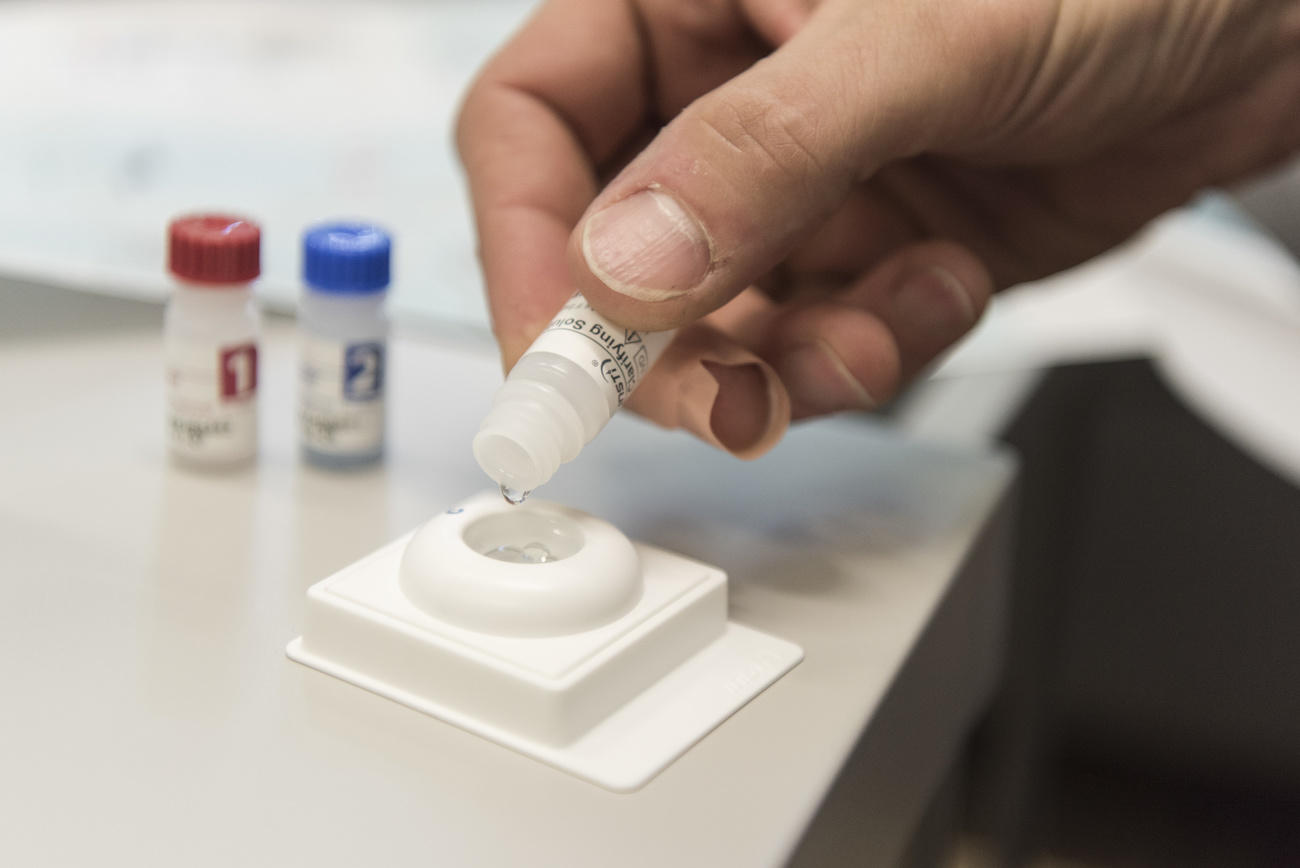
[344,343,384,401]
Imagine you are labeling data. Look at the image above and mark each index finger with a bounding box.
[455,0,647,366]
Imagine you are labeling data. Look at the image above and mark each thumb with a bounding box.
[567,1,962,330]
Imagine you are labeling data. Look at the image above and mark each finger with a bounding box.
[779,182,924,278]
[637,0,773,119]
[738,0,820,46]
[840,240,992,380]
[764,242,991,418]
[767,303,898,420]
[625,323,790,458]
[455,0,646,364]
[566,0,968,332]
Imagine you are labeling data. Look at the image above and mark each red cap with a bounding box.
[168,215,261,285]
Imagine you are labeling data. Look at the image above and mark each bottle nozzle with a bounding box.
[473,401,566,494]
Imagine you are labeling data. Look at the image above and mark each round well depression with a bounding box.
[400,498,643,637]
[464,510,585,565]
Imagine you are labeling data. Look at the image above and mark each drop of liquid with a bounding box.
[483,542,555,564]
[520,542,553,563]
[500,484,530,506]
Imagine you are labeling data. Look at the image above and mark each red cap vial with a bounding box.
[168,215,261,285]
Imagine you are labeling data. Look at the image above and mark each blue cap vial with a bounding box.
[302,222,392,294]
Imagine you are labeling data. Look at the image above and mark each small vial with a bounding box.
[298,222,391,468]
[164,214,262,468]
[474,292,673,495]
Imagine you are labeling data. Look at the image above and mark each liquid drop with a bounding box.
[483,542,556,564]
[500,484,530,506]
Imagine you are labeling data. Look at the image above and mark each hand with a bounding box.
[458,0,1300,455]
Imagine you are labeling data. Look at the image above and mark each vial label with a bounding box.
[165,339,258,462]
[300,335,385,455]
[528,293,673,409]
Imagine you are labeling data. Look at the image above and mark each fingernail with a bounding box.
[891,265,976,344]
[582,190,710,302]
[776,340,876,417]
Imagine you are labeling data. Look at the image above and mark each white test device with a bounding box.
[287,492,802,792]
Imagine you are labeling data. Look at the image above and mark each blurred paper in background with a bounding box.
[0,0,535,329]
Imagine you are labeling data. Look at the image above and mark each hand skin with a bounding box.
[457,0,1300,455]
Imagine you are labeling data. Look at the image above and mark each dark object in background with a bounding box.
[969,358,1300,867]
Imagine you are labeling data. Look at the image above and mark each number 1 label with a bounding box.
[220,344,258,400]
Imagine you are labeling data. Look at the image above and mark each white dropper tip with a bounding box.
[473,431,546,494]
[473,394,571,494]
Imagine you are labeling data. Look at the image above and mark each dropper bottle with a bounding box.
[474,293,673,500]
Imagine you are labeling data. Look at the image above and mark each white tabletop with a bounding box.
[0,282,1013,867]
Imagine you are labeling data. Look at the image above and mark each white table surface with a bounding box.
[0,282,1013,867]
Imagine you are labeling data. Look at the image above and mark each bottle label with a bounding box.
[528,294,674,408]
[300,335,386,455]
[165,339,258,462]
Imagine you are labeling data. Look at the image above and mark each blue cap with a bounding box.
[302,222,392,294]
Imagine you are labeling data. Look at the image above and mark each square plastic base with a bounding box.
[287,534,802,792]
